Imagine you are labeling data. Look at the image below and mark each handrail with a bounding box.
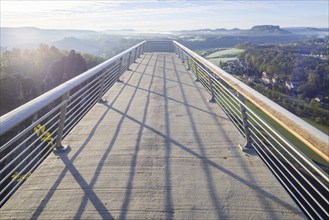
[144,40,174,52]
[0,41,146,207]
[173,41,329,219]
[173,40,329,162]
[0,41,145,136]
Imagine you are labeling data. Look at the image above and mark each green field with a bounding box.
[206,48,244,58]
[205,48,244,66]
[207,57,237,65]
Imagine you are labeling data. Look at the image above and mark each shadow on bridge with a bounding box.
[11,53,301,219]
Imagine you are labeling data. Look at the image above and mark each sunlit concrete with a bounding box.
[0,53,305,219]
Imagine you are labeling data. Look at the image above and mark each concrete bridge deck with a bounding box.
[0,53,305,219]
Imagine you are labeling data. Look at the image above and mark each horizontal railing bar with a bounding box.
[0,118,59,180]
[0,139,55,207]
[66,91,99,124]
[213,90,242,124]
[0,100,63,154]
[250,131,325,218]
[250,137,314,218]
[145,40,173,43]
[248,119,329,206]
[173,41,329,162]
[0,41,145,136]
[67,72,103,101]
[66,81,101,113]
[63,93,100,137]
[0,123,58,188]
[0,111,60,165]
[244,102,329,183]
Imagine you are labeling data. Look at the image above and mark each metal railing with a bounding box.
[143,40,174,52]
[0,41,145,207]
[0,40,328,219]
[173,41,329,219]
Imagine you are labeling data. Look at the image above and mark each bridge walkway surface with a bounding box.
[0,53,305,219]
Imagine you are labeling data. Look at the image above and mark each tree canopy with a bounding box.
[0,44,104,116]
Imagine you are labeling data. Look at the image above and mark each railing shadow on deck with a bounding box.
[30,54,148,218]
[171,55,224,218]
[22,51,299,219]
[106,53,300,214]
[117,53,157,219]
[107,104,302,212]
[74,54,152,219]
[0,41,145,208]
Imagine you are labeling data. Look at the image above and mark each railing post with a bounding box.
[138,46,142,58]
[98,71,106,103]
[54,92,69,153]
[195,64,200,82]
[127,51,132,70]
[136,47,140,58]
[134,48,138,63]
[237,93,252,151]
[117,57,123,83]
[145,42,149,53]
[186,56,191,70]
[141,44,145,55]
[207,74,215,103]
[178,49,181,58]
[181,51,185,63]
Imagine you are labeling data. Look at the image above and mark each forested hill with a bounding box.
[0,44,105,116]
[219,38,329,129]
[236,38,329,98]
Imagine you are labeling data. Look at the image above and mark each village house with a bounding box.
[261,71,278,85]
[261,71,271,84]
[285,81,304,90]
[248,76,256,83]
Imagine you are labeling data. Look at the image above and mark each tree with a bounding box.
[297,83,317,98]
[310,99,321,115]
[0,45,103,116]
[307,72,320,84]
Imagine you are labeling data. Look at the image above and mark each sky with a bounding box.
[1,0,328,32]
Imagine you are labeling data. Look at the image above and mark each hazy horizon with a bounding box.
[1,1,328,32]
[1,25,328,33]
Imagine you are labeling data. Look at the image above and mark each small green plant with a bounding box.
[11,172,32,182]
[34,124,54,148]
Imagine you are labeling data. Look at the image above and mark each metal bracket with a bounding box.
[53,144,69,154]
[98,98,107,104]
[207,97,215,103]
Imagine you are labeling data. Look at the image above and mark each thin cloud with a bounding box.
[1,1,328,31]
